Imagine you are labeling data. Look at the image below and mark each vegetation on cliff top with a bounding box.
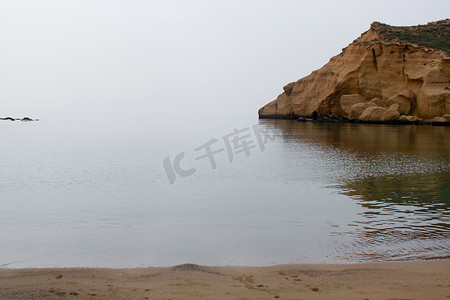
[372,19,450,55]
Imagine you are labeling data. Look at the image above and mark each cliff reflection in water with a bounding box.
[261,119,450,261]
[261,119,450,154]
[340,173,450,260]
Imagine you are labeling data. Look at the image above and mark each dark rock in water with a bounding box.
[390,118,413,125]
[317,113,348,122]
[258,113,299,120]
[317,114,331,121]
[297,116,314,122]
[431,120,450,126]
[0,117,38,122]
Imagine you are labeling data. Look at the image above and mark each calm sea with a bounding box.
[1,113,449,267]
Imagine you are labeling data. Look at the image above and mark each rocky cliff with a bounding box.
[258,20,450,123]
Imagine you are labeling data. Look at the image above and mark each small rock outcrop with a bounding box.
[0,117,38,122]
[258,20,450,124]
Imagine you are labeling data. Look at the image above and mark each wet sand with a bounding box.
[0,260,449,299]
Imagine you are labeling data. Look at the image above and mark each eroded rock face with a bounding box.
[340,94,366,115]
[348,102,375,120]
[258,20,450,122]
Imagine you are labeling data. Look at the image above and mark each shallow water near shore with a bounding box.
[0,113,449,268]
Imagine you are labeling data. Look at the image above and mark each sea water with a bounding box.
[0,113,449,267]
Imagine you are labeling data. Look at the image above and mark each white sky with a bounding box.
[0,0,449,117]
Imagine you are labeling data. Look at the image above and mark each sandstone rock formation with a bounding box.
[258,20,450,123]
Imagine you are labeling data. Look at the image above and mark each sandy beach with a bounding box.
[0,260,448,299]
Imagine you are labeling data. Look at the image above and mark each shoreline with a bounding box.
[259,114,450,126]
[1,260,449,299]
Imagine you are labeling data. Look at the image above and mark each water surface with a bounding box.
[0,114,449,267]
